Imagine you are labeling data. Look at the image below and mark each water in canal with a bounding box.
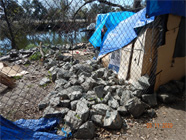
[0,29,87,55]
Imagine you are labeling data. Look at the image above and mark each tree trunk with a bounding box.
[1,0,17,49]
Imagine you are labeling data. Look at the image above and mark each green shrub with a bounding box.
[25,44,36,50]
[29,52,42,61]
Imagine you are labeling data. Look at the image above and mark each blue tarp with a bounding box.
[89,11,135,48]
[0,115,66,140]
[146,0,186,17]
[97,8,154,58]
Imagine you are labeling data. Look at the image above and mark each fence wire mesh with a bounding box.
[0,0,185,140]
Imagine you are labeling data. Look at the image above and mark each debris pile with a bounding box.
[1,42,185,139]
[37,57,185,139]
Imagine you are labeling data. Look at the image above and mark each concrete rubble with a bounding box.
[36,55,185,138]
[1,43,184,139]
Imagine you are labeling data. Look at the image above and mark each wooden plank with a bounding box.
[101,54,110,68]
[0,72,15,88]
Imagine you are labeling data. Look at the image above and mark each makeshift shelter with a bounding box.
[89,0,185,91]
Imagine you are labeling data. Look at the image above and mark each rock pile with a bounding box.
[38,59,161,139]
[0,43,88,64]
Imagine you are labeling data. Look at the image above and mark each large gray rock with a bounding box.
[92,104,111,115]
[55,79,68,90]
[103,69,113,80]
[116,88,124,97]
[63,82,71,89]
[78,75,85,84]
[45,59,57,70]
[158,93,177,103]
[91,114,103,126]
[59,100,70,108]
[39,77,51,86]
[58,86,84,98]
[74,121,95,139]
[81,77,97,92]
[138,75,150,88]
[64,110,83,130]
[120,90,133,106]
[93,85,105,98]
[38,94,52,110]
[50,96,60,107]
[62,62,72,70]
[70,100,78,111]
[108,97,119,109]
[172,80,185,92]
[84,91,98,101]
[102,92,111,104]
[73,64,92,73]
[96,78,108,85]
[95,68,105,78]
[125,97,146,118]
[68,91,83,101]
[43,106,69,118]
[76,100,90,122]
[57,69,73,80]
[159,81,184,94]
[69,78,79,85]
[104,86,113,93]
[103,110,122,129]
[48,66,59,82]
[117,106,128,116]
[79,71,91,77]
[142,94,157,107]
[132,90,143,98]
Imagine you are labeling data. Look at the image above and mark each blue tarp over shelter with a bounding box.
[89,11,135,48]
[0,115,67,140]
[93,8,154,58]
[146,0,186,17]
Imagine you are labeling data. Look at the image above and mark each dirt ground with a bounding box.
[95,99,186,140]
[0,62,54,120]
[0,57,185,140]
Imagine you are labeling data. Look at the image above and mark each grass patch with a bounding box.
[29,52,42,61]
[47,71,52,81]
[13,76,23,80]
[75,114,81,119]
[24,64,30,67]
[40,83,49,88]
[28,47,50,61]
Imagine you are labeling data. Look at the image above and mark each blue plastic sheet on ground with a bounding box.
[89,11,135,48]
[0,115,66,140]
[146,0,186,18]
[97,8,154,58]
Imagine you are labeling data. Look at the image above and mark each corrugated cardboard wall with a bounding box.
[154,14,186,91]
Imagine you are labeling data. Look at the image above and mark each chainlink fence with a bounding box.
[0,0,185,140]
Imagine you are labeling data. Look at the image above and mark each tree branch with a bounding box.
[73,0,128,19]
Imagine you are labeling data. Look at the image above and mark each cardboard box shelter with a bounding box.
[101,14,185,91]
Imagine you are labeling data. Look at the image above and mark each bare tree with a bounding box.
[0,0,17,49]
[74,0,143,18]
